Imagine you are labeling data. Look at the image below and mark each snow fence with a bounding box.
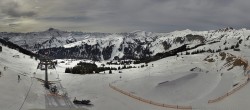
[208,80,248,103]
[109,83,192,109]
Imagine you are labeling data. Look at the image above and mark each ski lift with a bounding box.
[37,59,56,70]
[37,58,56,89]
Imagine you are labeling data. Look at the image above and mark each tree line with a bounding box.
[0,38,39,58]
[65,62,117,74]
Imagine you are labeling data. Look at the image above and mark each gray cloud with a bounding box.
[1,0,250,32]
[0,1,36,18]
[40,16,92,22]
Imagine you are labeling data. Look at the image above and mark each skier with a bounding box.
[18,75,20,81]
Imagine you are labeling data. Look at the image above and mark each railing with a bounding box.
[109,83,192,109]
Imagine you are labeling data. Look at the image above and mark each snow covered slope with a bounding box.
[0,44,44,110]
[55,48,250,110]
[0,40,169,110]
[1,40,250,110]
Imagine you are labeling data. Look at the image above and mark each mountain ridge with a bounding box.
[0,27,249,61]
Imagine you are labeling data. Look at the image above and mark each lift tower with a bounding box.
[37,58,55,89]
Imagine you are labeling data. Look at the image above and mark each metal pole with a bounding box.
[45,61,49,89]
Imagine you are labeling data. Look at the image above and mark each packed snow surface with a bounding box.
[1,43,250,110]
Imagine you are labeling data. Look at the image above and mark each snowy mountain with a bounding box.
[1,27,250,61]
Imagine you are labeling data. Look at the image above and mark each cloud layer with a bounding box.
[0,0,250,32]
[0,1,36,17]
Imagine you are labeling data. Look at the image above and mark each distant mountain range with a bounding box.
[0,27,249,61]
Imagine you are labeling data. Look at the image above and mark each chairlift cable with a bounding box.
[18,77,34,110]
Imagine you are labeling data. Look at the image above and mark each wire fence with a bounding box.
[19,77,34,110]
[208,57,250,103]
[109,83,192,109]
[208,80,249,103]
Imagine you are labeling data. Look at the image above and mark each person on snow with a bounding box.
[18,75,20,80]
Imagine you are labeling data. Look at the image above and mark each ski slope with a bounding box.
[0,44,44,110]
[1,43,250,110]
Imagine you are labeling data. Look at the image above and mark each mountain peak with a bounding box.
[216,27,234,32]
[130,30,152,37]
[47,28,61,32]
[130,30,146,33]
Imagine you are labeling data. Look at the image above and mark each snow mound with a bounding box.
[158,73,198,86]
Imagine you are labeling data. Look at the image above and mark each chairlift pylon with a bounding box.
[37,58,56,89]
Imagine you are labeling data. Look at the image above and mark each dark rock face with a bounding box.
[174,37,185,44]
[4,28,236,61]
[162,41,171,50]
[37,41,154,61]
[185,34,205,43]
[38,44,102,61]
[173,34,205,44]
[102,45,114,60]
[66,37,76,44]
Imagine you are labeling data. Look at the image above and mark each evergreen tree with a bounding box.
[224,47,228,50]
[122,65,126,69]
[141,65,145,68]
[235,43,239,48]
[65,68,71,73]
[231,45,235,49]
[239,39,243,44]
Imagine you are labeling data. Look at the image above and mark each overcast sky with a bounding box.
[0,0,249,33]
